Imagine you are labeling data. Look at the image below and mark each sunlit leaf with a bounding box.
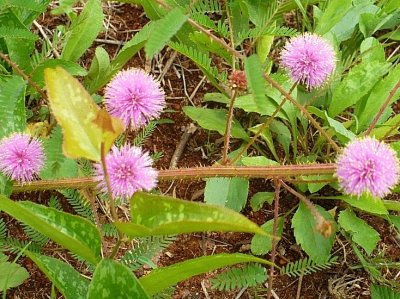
[45,67,124,161]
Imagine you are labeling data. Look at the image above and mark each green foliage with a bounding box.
[0,218,6,240]
[0,238,42,254]
[133,121,157,146]
[21,223,49,247]
[0,255,29,292]
[121,235,176,270]
[189,0,222,14]
[251,217,284,256]
[281,256,338,277]
[210,263,267,291]
[59,189,94,222]
[250,192,274,211]
[371,284,400,299]
[101,223,119,238]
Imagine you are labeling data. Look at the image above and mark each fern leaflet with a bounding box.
[59,189,94,222]
[0,218,6,239]
[239,26,297,40]
[133,121,157,146]
[190,13,228,38]
[48,195,62,210]
[101,223,119,238]
[0,237,42,254]
[189,0,222,14]
[281,256,338,277]
[210,263,267,291]
[121,235,176,271]
[21,223,49,246]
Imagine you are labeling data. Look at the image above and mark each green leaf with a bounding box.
[338,209,379,255]
[270,120,291,156]
[87,259,150,299]
[26,251,89,299]
[250,192,275,211]
[371,284,400,299]
[44,67,124,161]
[0,75,26,138]
[292,202,336,262]
[139,253,276,296]
[0,196,101,264]
[114,192,267,237]
[314,0,352,35]
[0,261,28,291]
[251,217,284,255]
[61,0,104,62]
[204,177,249,212]
[329,60,389,117]
[145,7,188,58]
[183,107,249,140]
[339,195,388,215]
[245,55,268,113]
[241,156,278,166]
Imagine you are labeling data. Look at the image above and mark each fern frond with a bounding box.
[69,252,96,273]
[0,237,42,254]
[101,223,119,238]
[169,41,226,83]
[190,0,222,14]
[77,158,94,176]
[239,26,297,40]
[0,218,7,239]
[133,121,157,146]
[210,263,267,291]
[121,235,176,271]
[21,223,49,246]
[59,189,94,222]
[190,13,228,38]
[153,286,175,299]
[281,256,338,277]
[151,151,164,162]
[48,196,62,210]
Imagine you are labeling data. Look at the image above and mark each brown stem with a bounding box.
[365,80,400,136]
[264,74,341,153]
[267,180,281,299]
[230,83,297,165]
[0,52,47,101]
[222,89,237,164]
[12,164,336,193]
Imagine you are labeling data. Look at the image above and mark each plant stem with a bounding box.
[365,80,400,136]
[12,164,336,193]
[222,89,237,164]
[264,74,341,153]
[267,180,281,299]
[230,83,297,165]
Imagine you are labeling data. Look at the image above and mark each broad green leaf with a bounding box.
[248,125,280,161]
[84,47,110,92]
[250,192,275,211]
[0,75,26,138]
[241,156,278,166]
[251,217,284,255]
[204,177,249,212]
[384,200,400,212]
[45,67,124,161]
[371,284,400,299]
[270,120,291,156]
[234,94,287,119]
[139,253,276,296]
[0,261,28,291]
[61,0,104,62]
[314,0,352,35]
[26,251,89,299]
[357,64,400,131]
[329,60,389,117]
[114,192,267,237]
[370,114,400,139]
[0,196,101,264]
[183,107,249,140]
[388,215,400,231]
[145,7,188,58]
[339,195,388,215]
[203,92,229,104]
[245,55,268,113]
[359,37,385,62]
[338,209,379,255]
[292,202,336,262]
[88,259,150,299]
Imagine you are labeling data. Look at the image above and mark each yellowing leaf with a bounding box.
[44,67,124,161]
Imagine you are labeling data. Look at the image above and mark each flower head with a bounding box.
[280,33,335,89]
[104,68,165,128]
[94,145,158,200]
[0,133,44,182]
[336,137,399,198]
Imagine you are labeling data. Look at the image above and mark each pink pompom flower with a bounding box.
[280,33,335,89]
[0,133,45,182]
[104,68,165,129]
[94,145,158,200]
[336,137,399,198]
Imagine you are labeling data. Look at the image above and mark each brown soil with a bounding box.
[3,2,400,299]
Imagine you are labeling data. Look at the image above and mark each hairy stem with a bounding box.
[365,80,400,136]
[12,164,336,193]
[222,89,237,164]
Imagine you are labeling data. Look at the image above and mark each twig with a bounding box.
[365,80,400,135]
[12,164,337,193]
[0,52,47,101]
[295,269,304,299]
[235,286,248,299]
[201,280,211,299]
[94,38,126,46]
[222,89,237,164]
[33,20,60,58]
[169,123,197,168]
[158,51,178,82]
[267,180,281,299]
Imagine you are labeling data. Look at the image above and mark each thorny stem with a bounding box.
[264,74,341,153]
[222,89,238,164]
[0,52,47,101]
[12,164,336,193]
[365,80,400,136]
[100,143,123,258]
[230,83,297,165]
[267,180,281,299]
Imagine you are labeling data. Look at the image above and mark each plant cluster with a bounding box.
[0,0,399,298]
